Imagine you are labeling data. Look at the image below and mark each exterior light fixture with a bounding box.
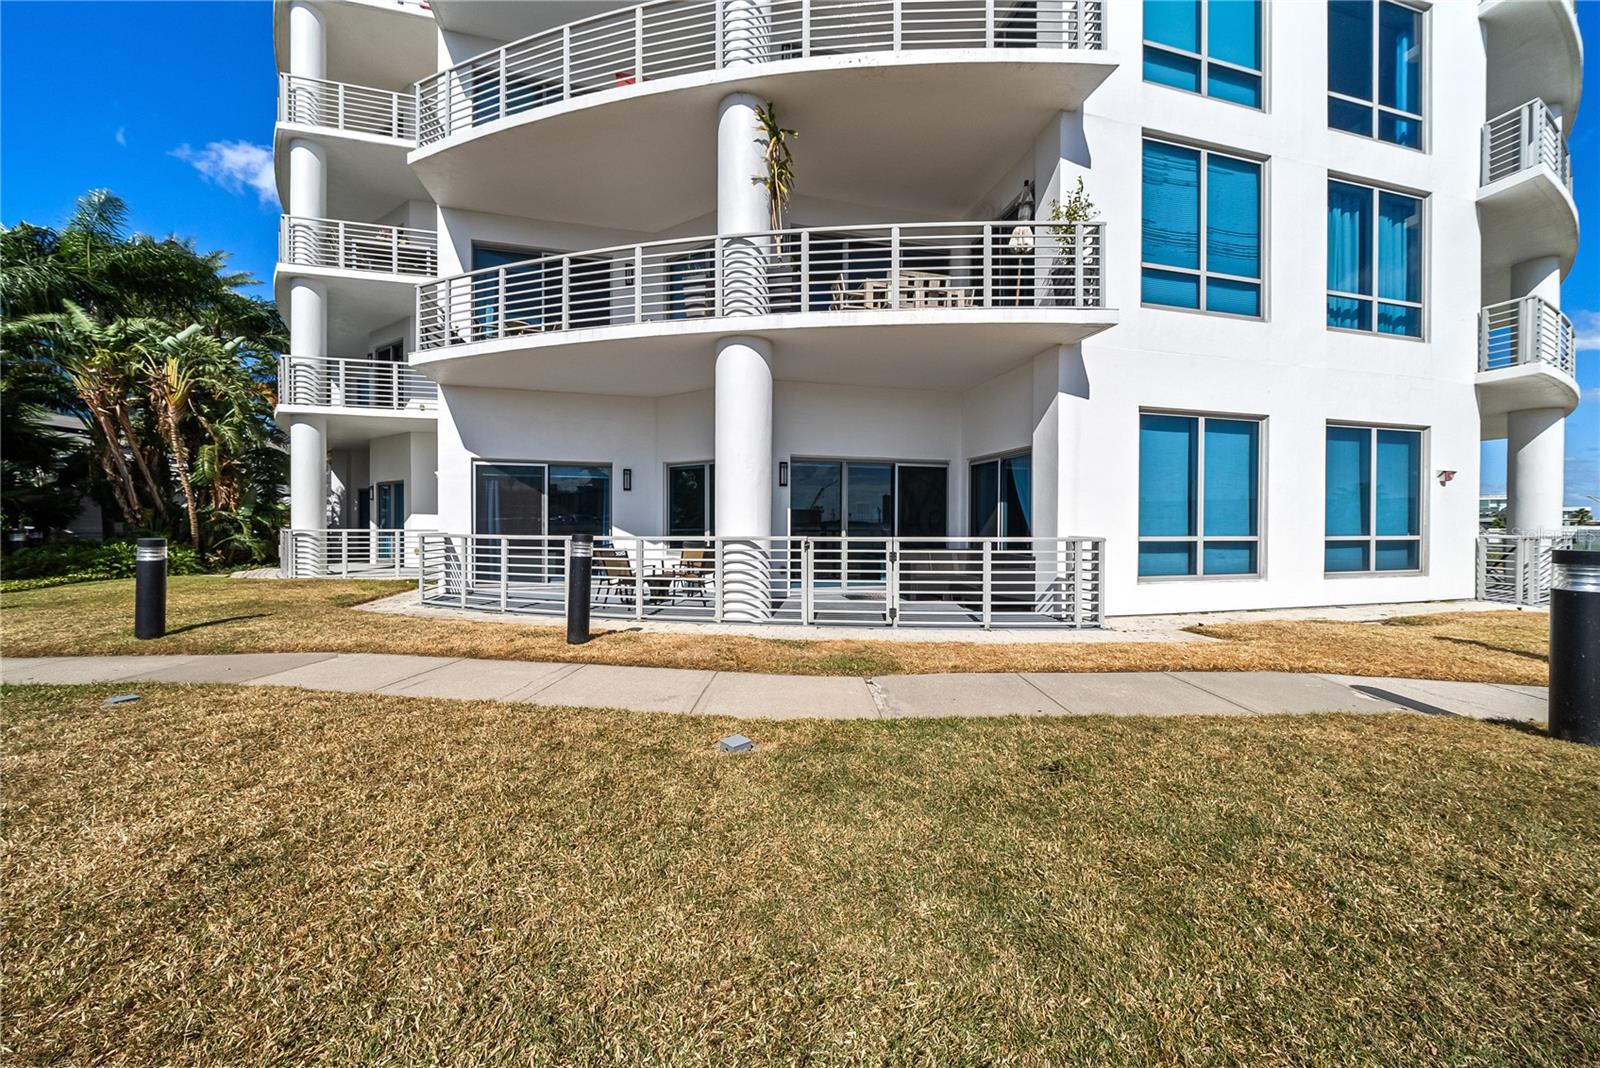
[1437,470,1456,486]
[778,461,788,487]
[623,468,632,491]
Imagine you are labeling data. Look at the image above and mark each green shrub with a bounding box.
[2,539,207,582]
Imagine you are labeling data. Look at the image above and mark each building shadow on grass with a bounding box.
[164,614,268,636]
[1433,635,1547,662]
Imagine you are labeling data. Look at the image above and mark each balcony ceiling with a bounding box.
[273,127,431,220]
[408,53,1115,232]
[1480,0,1583,130]
[410,309,1117,396]
[1476,364,1581,439]
[274,0,436,91]
[1476,168,1579,296]
[429,0,635,44]
[273,267,418,360]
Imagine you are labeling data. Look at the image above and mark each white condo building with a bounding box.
[273,0,1583,625]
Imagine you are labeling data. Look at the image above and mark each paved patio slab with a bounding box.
[380,659,581,701]
[1,656,200,684]
[127,652,339,684]
[1170,672,1397,714]
[1327,676,1548,724]
[693,673,879,719]
[244,654,459,693]
[1021,672,1252,715]
[873,673,1066,718]
[526,664,717,714]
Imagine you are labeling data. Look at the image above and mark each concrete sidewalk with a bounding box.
[0,654,1548,724]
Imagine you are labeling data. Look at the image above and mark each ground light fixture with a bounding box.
[718,734,755,754]
[566,534,593,645]
[134,538,166,640]
[1548,548,1599,745]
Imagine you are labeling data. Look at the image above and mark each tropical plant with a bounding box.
[752,101,797,231]
[1045,176,1099,237]
[0,189,287,562]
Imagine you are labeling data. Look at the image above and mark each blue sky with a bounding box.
[1,0,1595,504]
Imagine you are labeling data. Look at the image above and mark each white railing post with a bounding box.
[801,0,812,56]
[985,0,996,45]
[561,257,572,330]
[634,246,644,322]
[982,225,994,307]
[635,7,646,79]
[892,0,902,49]
[500,540,509,611]
[981,540,992,629]
[799,230,811,311]
[802,539,814,624]
[635,539,646,620]
[889,226,901,309]
[562,26,574,97]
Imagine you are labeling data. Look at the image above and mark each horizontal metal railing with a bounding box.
[1482,99,1571,188]
[279,74,419,140]
[277,356,438,410]
[1478,296,1577,376]
[279,215,438,276]
[418,534,1105,628]
[417,220,1106,350]
[1477,528,1587,605]
[415,0,1105,145]
[280,528,430,578]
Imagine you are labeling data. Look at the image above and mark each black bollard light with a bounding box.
[1549,548,1600,745]
[566,533,593,645]
[134,537,168,640]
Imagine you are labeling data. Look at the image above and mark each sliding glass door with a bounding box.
[788,460,948,583]
[969,453,1032,541]
[668,463,714,540]
[475,462,610,584]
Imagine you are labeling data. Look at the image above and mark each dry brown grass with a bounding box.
[4,683,1597,1064]
[0,576,1551,684]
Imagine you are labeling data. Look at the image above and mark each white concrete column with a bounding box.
[287,137,327,219]
[289,416,329,530]
[1506,407,1566,533]
[718,92,770,314]
[1510,255,1561,307]
[288,0,326,80]
[715,337,774,621]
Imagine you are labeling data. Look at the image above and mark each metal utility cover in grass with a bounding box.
[718,734,755,754]
[103,694,141,705]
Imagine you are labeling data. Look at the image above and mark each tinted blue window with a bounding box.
[1330,0,1424,147]
[1375,430,1420,536]
[1145,141,1262,316]
[1327,181,1372,296]
[1376,540,1419,571]
[1325,541,1370,572]
[1142,141,1201,271]
[1330,181,1422,336]
[1145,0,1261,108]
[1145,0,1200,51]
[1203,420,1258,537]
[1140,414,1261,578]
[1377,191,1421,303]
[1325,427,1371,537]
[1139,415,1198,537]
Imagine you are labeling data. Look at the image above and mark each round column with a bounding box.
[289,416,328,530]
[715,337,774,621]
[288,0,326,80]
[1506,407,1566,533]
[288,137,327,219]
[1510,255,1561,307]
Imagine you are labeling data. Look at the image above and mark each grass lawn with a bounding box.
[4,683,1597,1064]
[0,576,1552,683]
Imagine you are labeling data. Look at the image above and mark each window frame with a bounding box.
[1325,177,1426,340]
[1322,423,1427,576]
[1141,135,1268,321]
[471,458,614,538]
[1326,0,1428,151]
[967,449,1031,540]
[1137,410,1267,581]
[666,461,714,539]
[1143,0,1267,112]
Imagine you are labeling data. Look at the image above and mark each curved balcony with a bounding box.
[275,356,439,445]
[408,0,1113,227]
[1479,0,1582,129]
[1476,295,1580,437]
[280,74,418,142]
[278,216,438,277]
[414,220,1115,394]
[1478,100,1578,281]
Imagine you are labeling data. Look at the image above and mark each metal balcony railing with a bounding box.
[279,74,419,141]
[279,216,438,276]
[1478,528,1588,605]
[1481,99,1571,188]
[415,0,1106,145]
[1478,295,1576,376]
[418,534,1105,628]
[417,220,1107,351]
[281,528,428,578]
[277,355,438,410]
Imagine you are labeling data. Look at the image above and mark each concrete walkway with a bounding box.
[0,654,1548,724]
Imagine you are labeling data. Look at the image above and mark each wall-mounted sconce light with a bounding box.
[778,461,788,487]
[623,468,633,491]
[1436,470,1456,486]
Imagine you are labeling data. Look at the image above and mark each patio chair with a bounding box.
[594,549,637,605]
[829,278,867,311]
[667,547,715,604]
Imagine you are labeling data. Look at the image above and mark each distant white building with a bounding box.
[273,0,1583,623]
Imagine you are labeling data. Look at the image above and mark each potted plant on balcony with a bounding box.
[1045,177,1098,307]
[752,102,801,312]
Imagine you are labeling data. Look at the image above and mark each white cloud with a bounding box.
[171,140,277,206]
[114,126,127,147]
[1571,309,1600,353]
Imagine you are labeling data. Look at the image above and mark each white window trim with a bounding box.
[1322,423,1427,576]
[1325,178,1427,341]
[1143,0,1267,112]
[1138,410,1266,581]
[1141,136,1267,322]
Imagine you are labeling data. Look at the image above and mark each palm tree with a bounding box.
[752,102,797,231]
